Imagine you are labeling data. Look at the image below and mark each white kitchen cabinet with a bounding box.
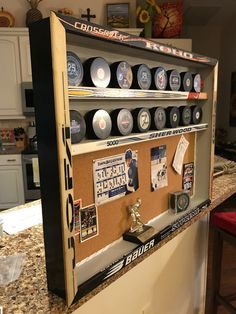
[19,35,32,82]
[0,155,25,209]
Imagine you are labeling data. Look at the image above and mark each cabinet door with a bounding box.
[19,35,32,82]
[0,36,22,117]
[0,166,25,209]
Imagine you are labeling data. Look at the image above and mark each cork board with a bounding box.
[73,133,195,262]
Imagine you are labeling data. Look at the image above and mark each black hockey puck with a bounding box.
[180,72,193,92]
[192,73,202,93]
[150,107,166,130]
[110,108,133,136]
[179,106,192,126]
[191,105,202,124]
[131,64,152,90]
[67,51,84,86]
[69,110,86,143]
[85,109,112,139]
[132,108,151,132]
[166,106,180,128]
[109,61,133,89]
[83,57,111,88]
[151,67,168,90]
[166,70,181,91]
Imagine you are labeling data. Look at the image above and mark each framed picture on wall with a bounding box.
[230,71,236,126]
[107,3,129,28]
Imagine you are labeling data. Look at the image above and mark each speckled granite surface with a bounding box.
[1,167,236,313]
[0,146,23,155]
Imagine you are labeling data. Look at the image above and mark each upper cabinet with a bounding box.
[0,28,32,119]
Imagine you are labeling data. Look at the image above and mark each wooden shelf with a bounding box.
[72,123,208,156]
[68,86,208,101]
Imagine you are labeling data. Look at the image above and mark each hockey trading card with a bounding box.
[183,162,194,191]
[74,198,82,236]
[151,145,168,191]
[79,204,98,242]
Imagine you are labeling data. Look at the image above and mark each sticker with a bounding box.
[183,162,194,191]
[172,135,189,175]
[151,145,168,191]
[74,198,82,236]
[79,204,98,242]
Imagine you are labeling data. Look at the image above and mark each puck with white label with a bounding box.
[83,57,111,88]
[85,109,112,139]
[151,67,168,90]
[180,72,193,92]
[166,106,180,128]
[109,61,133,89]
[150,107,166,130]
[110,108,133,136]
[131,64,152,90]
[69,110,86,143]
[166,70,181,91]
[169,190,190,213]
[192,73,202,93]
[132,108,151,132]
[191,105,202,124]
[67,51,84,86]
[179,106,192,126]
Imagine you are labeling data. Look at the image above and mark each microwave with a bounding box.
[21,82,35,115]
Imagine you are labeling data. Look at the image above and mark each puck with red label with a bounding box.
[67,51,84,87]
[132,108,151,132]
[167,70,181,91]
[192,73,202,93]
[83,57,111,88]
[85,109,112,139]
[131,64,152,90]
[180,72,193,92]
[110,108,133,136]
[166,106,180,128]
[191,105,202,124]
[179,106,192,126]
[150,107,166,130]
[151,67,168,90]
[109,61,133,89]
[69,110,86,143]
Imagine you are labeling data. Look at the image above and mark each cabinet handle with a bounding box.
[7,159,16,162]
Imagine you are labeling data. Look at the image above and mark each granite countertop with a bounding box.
[1,167,236,313]
[0,146,24,155]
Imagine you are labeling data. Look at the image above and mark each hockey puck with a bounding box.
[132,108,151,132]
[109,61,133,89]
[131,64,152,90]
[83,57,111,88]
[150,107,166,130]
[67,51,84,86]
[192,73,202,93]
[180,72,193,92]
[166,106,180,128]
[110,108,133,136]
[166,70,181,91]
[191,105,202,124]
[69,110,86,143]
[179,106,192,126]
[151,67,168,90]
[85,109,112,139]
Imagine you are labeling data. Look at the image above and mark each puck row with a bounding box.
[70,106,202,143]
[67,51,202,92]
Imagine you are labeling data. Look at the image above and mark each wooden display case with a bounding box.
[29,12,218,306]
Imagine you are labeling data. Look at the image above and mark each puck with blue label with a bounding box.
[166,106,180,128]
[83,57,111,88]
[167,70,181,91]
[69,110,86,143]
[191,105,202,124]
[67,51,84,86]
[110,108,133,136]
[150,107,166,130]
[192,73,202,93]
[180,71,193,92]
[179,106,192,126]
[110,61,133,89]
[151,67,168,90]
[132,108,151,132]
[131,64,152,90]
[85,109,112,139]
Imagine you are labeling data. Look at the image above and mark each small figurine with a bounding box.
[128,198,144,233]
